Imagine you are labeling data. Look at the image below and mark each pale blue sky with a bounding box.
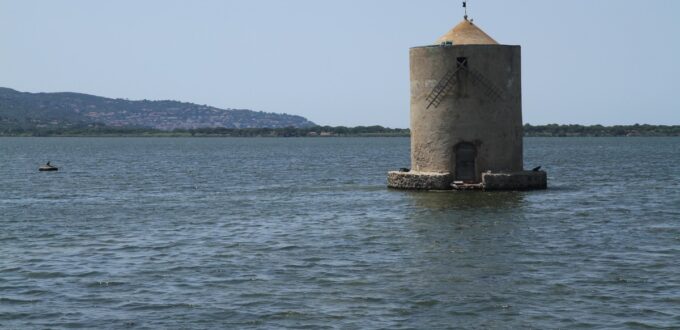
[1,0,679,127]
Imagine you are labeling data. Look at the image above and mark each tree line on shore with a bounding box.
[523,124,680,137]
[1,124,679,137]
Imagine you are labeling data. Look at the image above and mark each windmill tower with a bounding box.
[388,4,547,191]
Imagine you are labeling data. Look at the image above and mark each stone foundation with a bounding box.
[387,170,547,191]
[387,171,453,190]
[482,171,547,191]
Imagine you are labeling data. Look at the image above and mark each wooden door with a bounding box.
[455,142,476,182]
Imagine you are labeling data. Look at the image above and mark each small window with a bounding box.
[457,57,468,68]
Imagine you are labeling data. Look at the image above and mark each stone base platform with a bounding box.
[387,171,453,190]
[388,170,547,191]
[482,171,547,191]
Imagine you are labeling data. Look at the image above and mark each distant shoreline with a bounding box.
[1,124,679,137]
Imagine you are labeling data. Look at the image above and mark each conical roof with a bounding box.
[436,20,498,45]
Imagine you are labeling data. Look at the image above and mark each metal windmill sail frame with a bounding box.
[425,62,505,109]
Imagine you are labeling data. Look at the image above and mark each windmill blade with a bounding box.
[466,67,505,102]
[425,66,463,109]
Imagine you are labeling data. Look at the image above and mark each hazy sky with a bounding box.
[1,0,679,127]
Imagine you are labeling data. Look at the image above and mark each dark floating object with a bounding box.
[532,166,542,172]
[39,161,58,172]
[399,168,410,173]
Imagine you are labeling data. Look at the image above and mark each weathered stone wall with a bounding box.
[409,44,523,182]
[387,170,547,191]
[482,171,547,191]
[387,171,453,190]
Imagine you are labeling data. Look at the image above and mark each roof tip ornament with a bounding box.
[462,1,474,23]
[463,1,469,21]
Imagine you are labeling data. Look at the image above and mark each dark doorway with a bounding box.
[455,142,476,182]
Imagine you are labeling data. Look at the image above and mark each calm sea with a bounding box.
[1,137,679,329]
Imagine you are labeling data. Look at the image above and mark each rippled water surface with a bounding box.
[1,137,679,329]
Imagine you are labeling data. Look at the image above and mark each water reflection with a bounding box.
[399,191,530,326]
[405,190,526,210]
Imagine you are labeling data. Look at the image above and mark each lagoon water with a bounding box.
[1,137,679,329]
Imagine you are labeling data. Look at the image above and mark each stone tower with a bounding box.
[388,19,547,191]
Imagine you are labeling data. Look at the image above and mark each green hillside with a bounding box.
[0,87,315,132]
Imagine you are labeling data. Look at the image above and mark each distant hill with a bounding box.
[0,87,315,131]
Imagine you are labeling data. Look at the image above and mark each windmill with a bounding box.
[388,0,547,191]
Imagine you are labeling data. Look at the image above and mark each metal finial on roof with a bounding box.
[463,1,468,21]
